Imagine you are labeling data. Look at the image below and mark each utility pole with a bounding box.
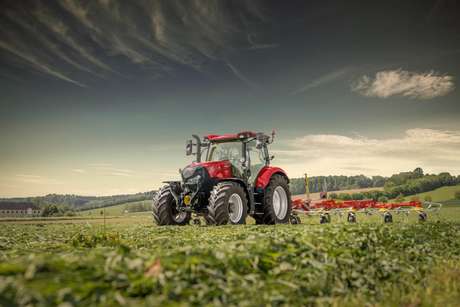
[305,173,310,200]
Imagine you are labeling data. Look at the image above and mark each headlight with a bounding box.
[186,175,201,185]
[181,166,196,180]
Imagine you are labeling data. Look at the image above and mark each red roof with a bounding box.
[0,202,39,210]
[205,131,257,142]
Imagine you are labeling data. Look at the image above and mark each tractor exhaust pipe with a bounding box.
[192,134,201,162]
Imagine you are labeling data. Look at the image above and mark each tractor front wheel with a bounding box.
[206,182,248,225]
[152,187,191,226]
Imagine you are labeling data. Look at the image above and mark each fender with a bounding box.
[255,166,289,189]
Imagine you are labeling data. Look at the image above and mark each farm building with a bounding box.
[0,202,41,217]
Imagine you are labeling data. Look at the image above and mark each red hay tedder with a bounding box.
[291,191,442,224]
[153,130,441,226]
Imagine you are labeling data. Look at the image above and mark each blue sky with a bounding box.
[0,0,459,197]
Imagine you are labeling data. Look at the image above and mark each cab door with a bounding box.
[246,139,266,184]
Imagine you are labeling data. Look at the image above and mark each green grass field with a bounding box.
[0,205,459,306]
[402,184,460,205]
[77,184,460,219]
[79,200,153,216]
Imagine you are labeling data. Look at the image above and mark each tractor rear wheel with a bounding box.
[152,187,191,226]
[206,182,248,225]
[259,174,292,224]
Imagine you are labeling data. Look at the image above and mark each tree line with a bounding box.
[0,191,157,212]
[326,168,460,201]
[289,175,386,195]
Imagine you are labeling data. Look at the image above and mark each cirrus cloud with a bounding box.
[352,69,454,99]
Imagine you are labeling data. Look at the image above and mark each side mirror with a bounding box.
[256,139,263,149]
[256,132,265,149]
[185,140,193,156]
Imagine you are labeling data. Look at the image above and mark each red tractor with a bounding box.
[153,131,292,225]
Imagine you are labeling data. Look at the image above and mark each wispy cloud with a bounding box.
[0,0,272,86]
[15,174,63,185]
[88,164,134,177]
[0,40,86,87]
[290,67,351,95]
[34,8,115,75]
[225,60,257,89]
[276,128,460,177]
[72,169,86,174]
[247,33,278,50]
[352,69,454,99]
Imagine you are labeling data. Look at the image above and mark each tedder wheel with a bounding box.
[289,213,301,224]
[383,212,393,223]
[206,182,248,225]
[418,211,427,222]
[320,213,331,224]
[258,174,292,224]
[347,212,357,223]
[152,187,191,226]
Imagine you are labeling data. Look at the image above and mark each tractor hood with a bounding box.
[182,160,233,180]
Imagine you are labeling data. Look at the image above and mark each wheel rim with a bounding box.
[228,193,243,223]
[174,211,187,222]
[273,186,288,220]
[171,204,187,223]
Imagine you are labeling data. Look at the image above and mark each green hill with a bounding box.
[403,184,460,204]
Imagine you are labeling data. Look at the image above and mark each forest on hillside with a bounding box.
[0,191,156,211]
[289,168,460,201]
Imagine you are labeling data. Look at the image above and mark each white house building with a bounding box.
[0,202,41,217]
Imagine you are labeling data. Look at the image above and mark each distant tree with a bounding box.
[372,176,386,187]
[329,193,338,200]
[41,204,59,217]
[413,167,424,177]
[338,193,352,200]
[424,195,432,202]
[100,210,104,215]
[378,196,388,203]
[455,191,460,200]
[351,193,364,200]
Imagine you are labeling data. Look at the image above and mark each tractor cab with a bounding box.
[185,131,271,184]
[153,131,292,226]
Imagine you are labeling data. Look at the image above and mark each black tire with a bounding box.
[384,212,393,223]
[418,211,427,222]
[320,213,331,224]
[289,214,301,224]
[347,212,357,223]
[207,182,248,225]
[259,174,292,224]
[152,186,191,226]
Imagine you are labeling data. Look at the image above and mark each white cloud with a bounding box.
[72,169,86,173]
[15,174,63,185]
[275,128,460,177]
[88,164,134,177]
[352,69,454,99]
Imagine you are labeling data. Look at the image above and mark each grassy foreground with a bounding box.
[1,209,460,306]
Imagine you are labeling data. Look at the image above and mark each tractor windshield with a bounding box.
[206,141,243,164]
